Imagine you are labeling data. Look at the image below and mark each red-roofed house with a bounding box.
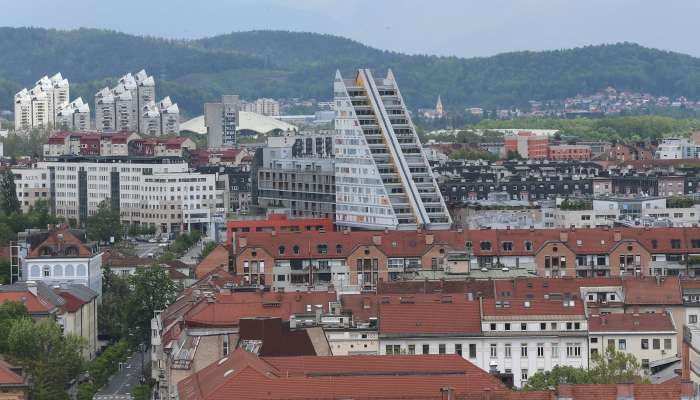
[0,360,29,399]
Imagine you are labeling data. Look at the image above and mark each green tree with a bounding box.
[506,150,522,160]
[98,268,132,340]
[523,365,593,391]
[0,260,11,285]
[132,384,151,400]
[0,300,28,352]
[0,168,20,216]
[5,318,85,400]
[127,267,181,343]
[86,199,122,243]
[589,347,648,384]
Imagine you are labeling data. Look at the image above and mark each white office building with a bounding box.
[333,69,451,230]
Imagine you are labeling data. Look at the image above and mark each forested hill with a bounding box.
[1,27,700,116]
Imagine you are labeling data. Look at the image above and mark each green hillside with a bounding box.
[1,27,700,117]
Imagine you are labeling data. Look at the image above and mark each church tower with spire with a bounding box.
[435,95,444,118]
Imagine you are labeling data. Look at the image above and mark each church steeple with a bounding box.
[435,95,444,117]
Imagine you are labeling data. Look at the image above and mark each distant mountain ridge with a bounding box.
[1,27,700,117]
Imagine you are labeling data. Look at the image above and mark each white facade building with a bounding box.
[333,69,451,230]
[14,73,71,131]
[56,97,91,131]
[22,158,227,235]
[95,70,179,136]
[656,138,699,160]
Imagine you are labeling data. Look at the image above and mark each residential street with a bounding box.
[94,349,150,400]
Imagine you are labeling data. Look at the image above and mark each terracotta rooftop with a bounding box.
[178,348,508,400]
[589,312,675,333]
[482,297,585,317]
[623,276,682,305]
[27,228,94,258]
[0,360,27,387]
[379,302,481,336]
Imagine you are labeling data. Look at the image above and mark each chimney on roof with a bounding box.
[425,234,434,245]
[680,380,695,400]
[559,231,568,242]
[271,230,277,236]
[372,235,382,246]
[556,384,574,400]
[615,383,635,400]
[239,236,247,248]
[467,292,474,302]
[440,387,455,400]
[656,275,661,286]
[613,231,622,242]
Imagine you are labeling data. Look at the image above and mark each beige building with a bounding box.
[588,313,677,372]
[55,285,100,360]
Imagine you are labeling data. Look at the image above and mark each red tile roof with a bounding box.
[341,293,473,323]
[184,291,337,328]
[178,348,508,400]
[623,276,682,305]
[0,291,54,314]
[589,312,675,333]
[0,360,26,387]
[56,291,89,313]
[482,297,585,317]
[379,302,481,335]
[27,228,94,258]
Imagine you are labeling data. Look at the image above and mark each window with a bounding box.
[664,339,672,350]
[490,344,497,358]
[521,369,528,382]
[524,241,533,251]
[608,339,615,349]
[521,343,528,357]
[690,315,698,324]
[480,241,492,251]
[567,343,581,358]
[537,344,544,358]
[505,323,511,331]
[641,339,649,349]
[422,344,430,355]
[574,322,581,330]
[438,344,446,354]
[551,322,557,330]
[469,344,477,359]
[336,244,343,254]
[503,343,511,358]
[653,339,660,350]
[455,344,462,356]
[408,344,415,355]
[521,323,527,331]
[278,246,285,255]
[618,339,626,351]
[317,244,328,254]
[490,323,497,331]
[642,359,649,370]
[540,323,546,330]
[651,240,658,249]
[671,239,681,249]
[386,344,400,355]
[502,241,513,251]
[566,322,573,330]
[223,335,230,356]
[42,266,51,277]
[591,338,598,343]
[293,245,300,254]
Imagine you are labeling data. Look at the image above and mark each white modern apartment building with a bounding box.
[13,158,228,235]
[333,69,451,230]
[14,73,71,131]
[56,97,91,131]
[94,70,179,136]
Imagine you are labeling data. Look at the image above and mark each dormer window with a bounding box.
[64,246,79,256]
[293,245,300,254]
[480,241,492,251]
[278,246,285,255]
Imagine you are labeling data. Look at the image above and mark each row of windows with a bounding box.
[488,322,582,331]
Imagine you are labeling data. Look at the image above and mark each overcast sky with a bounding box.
[2,0,699,58]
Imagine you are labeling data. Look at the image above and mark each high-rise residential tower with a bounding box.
[14,73,71,131]
[205,95,241,148]
[333,69,451,230]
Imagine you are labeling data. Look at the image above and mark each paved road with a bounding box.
[94,349,150,400]
[133,242,164,259]
[180,240,204,265]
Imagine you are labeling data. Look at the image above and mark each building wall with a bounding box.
[535,241,577,277]
[325,329,378,355]
[23,255,103,298]
[589,330,677,370]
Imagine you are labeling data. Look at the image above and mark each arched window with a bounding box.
[64,246,79,256]
[336,244,343,254]
[53,265,63,277]
[293,245,300,254]
[278,246,285,255]
[76,264,87,277]
[65,264,75,277]
[31,265,40,278]
[39,246,53,256]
